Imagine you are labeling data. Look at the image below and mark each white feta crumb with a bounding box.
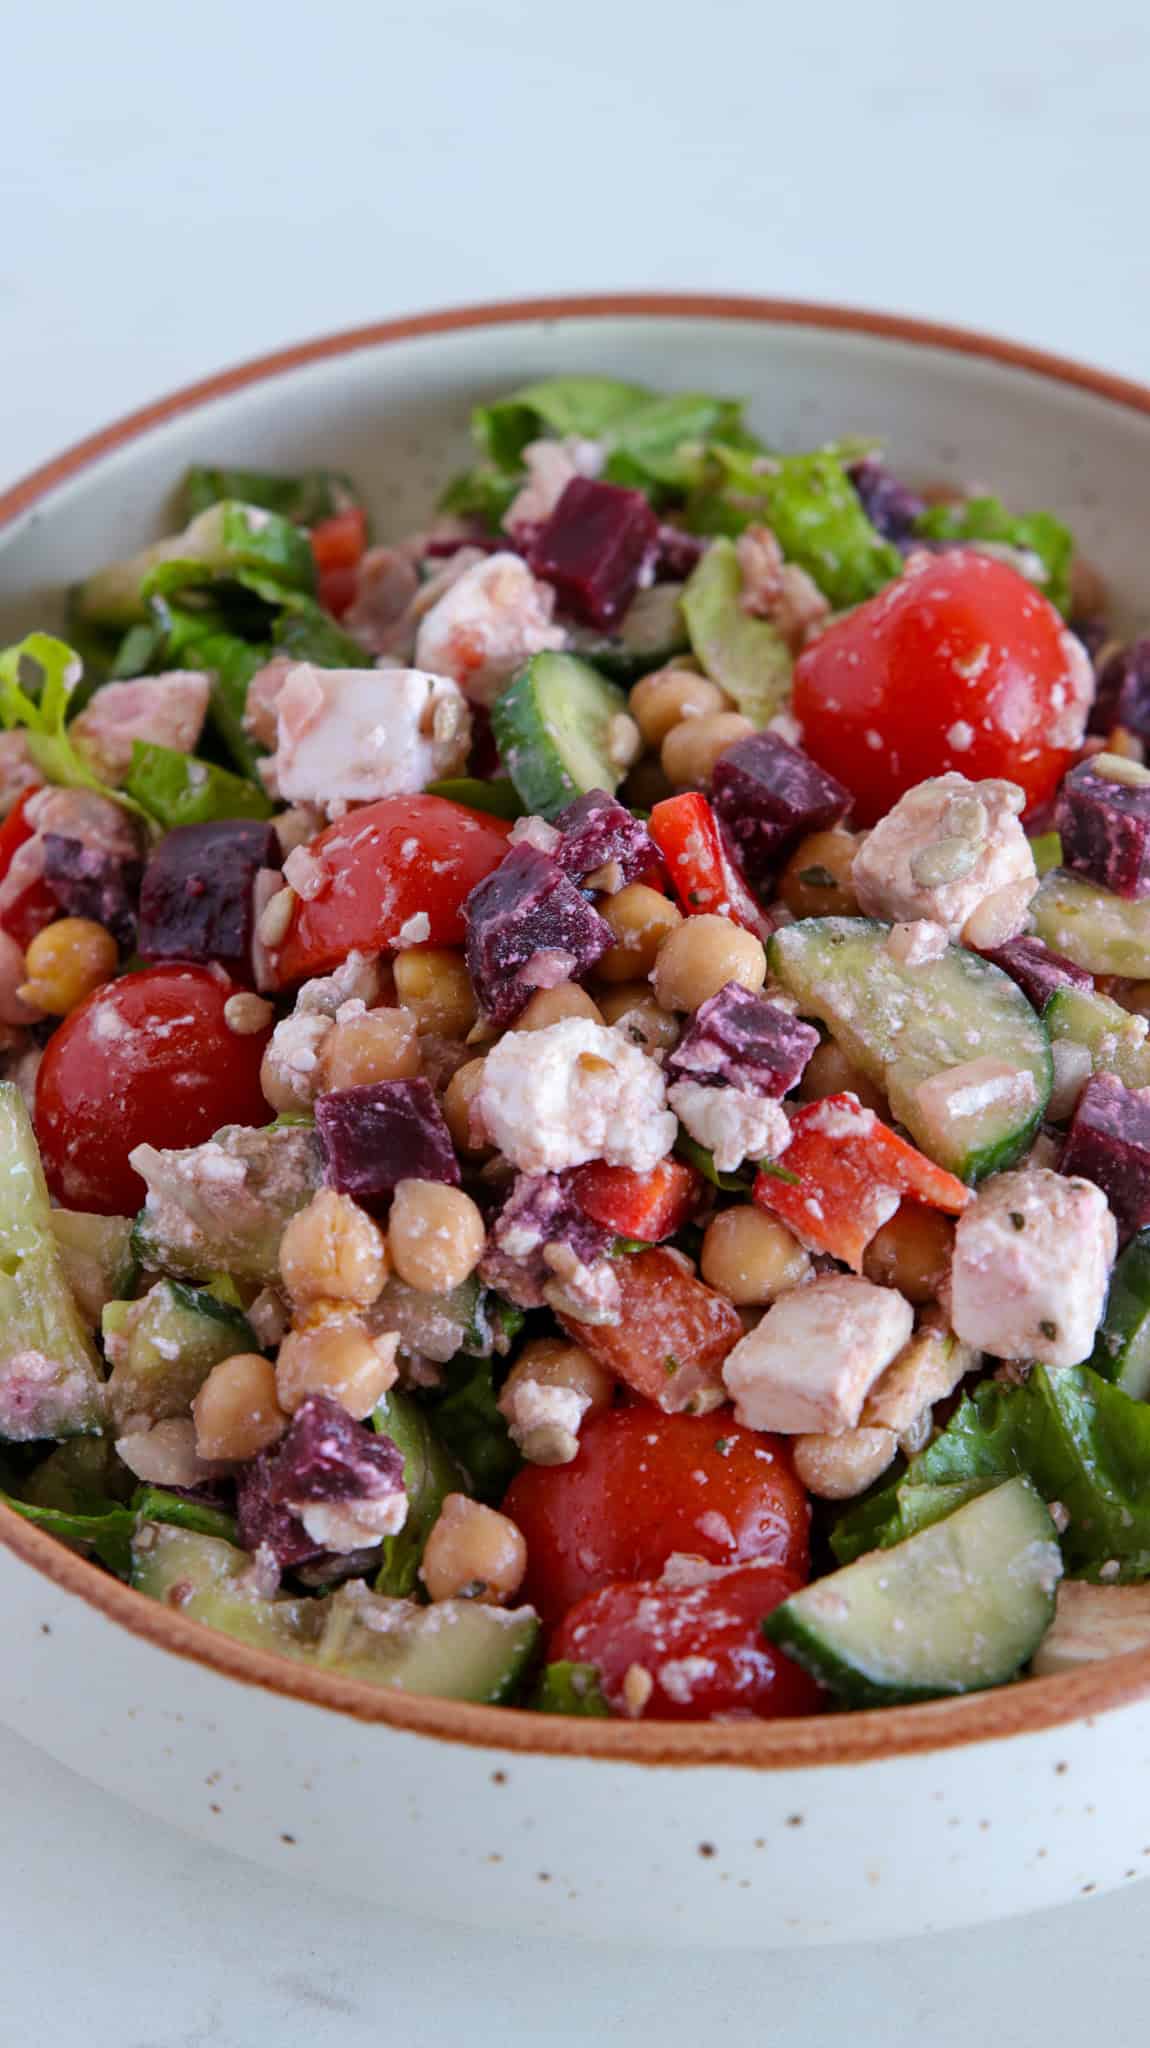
[476,1018,676,1173]
[395,911,431,948]
[267,664,470,812]
[722,1274,914,1434]
[667,1079,791,1174]
[852,772,1036,940]
[414,553,566,705]
[950,1168,1116,1369]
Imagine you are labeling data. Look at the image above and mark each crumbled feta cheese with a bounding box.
[267,664,470,812]
[395,911,431,948]
[852,772,1036,940]
[667,1079,791,1173]
[261,1011,332,1111]
[414,552,566,705]
[722,1274,914,1434]
[509,814,563,856]
[476,1019,677,1173]
[949,1167,1116,1368]
[294,1493,408,1554]
[885,920,949,966]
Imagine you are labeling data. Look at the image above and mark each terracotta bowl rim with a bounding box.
[4,288,1150,1770]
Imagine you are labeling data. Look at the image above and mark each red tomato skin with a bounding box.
[793,549,1086,824]
[557,1245,742,1413]
[502,1406,811,1628]
[34,965,272,1215]
[0,788,55,948]
[272,795,513,984]
[552,1564,823,1721]
[571,1159,703,1241]
[309,507,367,573]
[317,564,359,618]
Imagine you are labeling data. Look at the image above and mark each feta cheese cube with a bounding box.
[721,1274,914,1434]
[267,664,470,810]
[476,1019,677,1174]
[949,1167,1116,1367]
[852,773,1037,942]
[414,552,565,705]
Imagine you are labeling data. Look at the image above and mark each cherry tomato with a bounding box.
[34,965,272,1214]
[317,564,359,618]
[0,787,55,948]
[552,1563,823,1721]
[571,1159,703,1242]
[272,795,513,985]
[793,549,1089,824]
[309,506,367,573]
[557,1244,742,1413]
[502,1405,810,1628]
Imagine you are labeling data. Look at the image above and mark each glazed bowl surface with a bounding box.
[4,294,1150,1946]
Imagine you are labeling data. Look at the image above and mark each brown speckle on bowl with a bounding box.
[1055,1761,1070,1775]
[281,1833,296,1846]
[491,1770,507,1785]
[698,1842,716,1859]
[785,1813,804,1828]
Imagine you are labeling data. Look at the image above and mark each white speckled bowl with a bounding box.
[3,296,1150,1948]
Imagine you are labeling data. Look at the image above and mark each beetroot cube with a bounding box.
[554,790,658,888]
[1089,638,1150,740]
[267,1394,405,1509]
[528,478,659,629]
[317,1078,460,1207]
[668,982,818,1097]
[236,1453,324,1570]
[480,1172,613,1309]
[847,456,926,544]
[1061,1074,1150,1244]
[42,833,142,949]
[464,844,612,1026]
[1056,757,1150,899]
[980,935,1092,1012]
[712,733,851,887]
[138,819,280,976]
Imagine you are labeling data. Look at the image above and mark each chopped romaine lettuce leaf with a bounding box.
[681,538,792,725]
[181,465,360,529]
[686,446,902,608]
[125,741,273,827]
[424,776,524,819]
[138,501,316,605]
[534,1661,613,1715]
[424,1355,521,1504]
[913,496,1074,616]
[1,1487,135,1575]
[0,634,148,819]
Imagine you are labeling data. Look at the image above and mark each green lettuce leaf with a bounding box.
[913,496,1074,616]
[534,1662,613,1715]
[681,538,792,725]
[686,446,902,608]
[0,634,149,820]
[125,742,273,828]
[372,1389,465,1599]
[181,465,361,529]
[426,1354,521,1505]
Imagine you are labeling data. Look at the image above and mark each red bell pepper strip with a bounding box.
[649,791,771,939]
[559,1245,742,1414]
[572,1158,703,1242]
[310,507,367,620]
[753,1093,971,1271]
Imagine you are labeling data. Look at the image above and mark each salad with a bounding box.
[3,373,1150,1725]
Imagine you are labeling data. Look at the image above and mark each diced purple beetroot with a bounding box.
[137,820,280,976]
[1061,1074,1150,1245]
[1055,757,1150,899]
[479,1172,614,1308]
[528,478,660,630]
[847,456,927,545]
[317,1078,460,1208]
[41,833,142,949]
[553,790,659,888]
[980,935,1093,1011]
[1073,618,1111,666]
[1088,638,1150,739]
[668,981,819,1097]
[654,524,707,580]
[235,1453,324,1570]
[267,1393,405,1508]
[464,844,612,1027]
[711,732,851,887]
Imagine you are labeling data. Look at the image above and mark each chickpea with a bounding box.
[777,828,860,919]
[498,1336,615,1463]
[701,1206,811,1306]
[319,1006,420,1090]
[279,1189,388,1309]
[596,884,682,983]
[629,666,727,746]
[420,1493,527,1604]
[594,983,680,1054]
[20,917,118,1016]
[863,1200,954,1306]
[798,1038,886,1114]
[393,947,477,1039]
[387,1179,486,1294]
[792,1427,898,1501]
[652,914,766,1012]
[275,1317,399,1419]
[661,711,755,789]
[442,1057,490,1157]
[512,985,603,1031]
[192,1353,287,1462]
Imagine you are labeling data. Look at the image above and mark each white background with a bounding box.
[5,1,1150,2037]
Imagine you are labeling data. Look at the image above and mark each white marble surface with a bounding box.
[5,0,1150,2037]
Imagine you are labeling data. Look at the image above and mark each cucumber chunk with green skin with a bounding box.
[491,652,627,819]
[131,1523,539,1701]
[0,1084,105,1441]
[765,1478,1061,1707]
[769,918,1051,1180]
[49,1211,137,1326]
[373,1389,466,1598]
[681,537,792,726]
[1032,869,1150,978]
[103,1281,257,1430]
[568,583,689,683]
[1089,1229,1150,1398]
[1043,984,1150,1091]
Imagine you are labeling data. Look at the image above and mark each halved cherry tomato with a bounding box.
[649,791,771,938]
[311,508,367,619]
[754,1094,971,1269]
[502,1405,810,1627]
[571,1158,703,1242]
[557,1244,742,1413]
[272,795,512,985]
[794,549,1088,824]
[0,787,55,948]
[552,1563,822,1720]
[34,964,272,1214]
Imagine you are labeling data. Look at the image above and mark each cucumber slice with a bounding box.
[1089,1228,1150,1397]
[0,1084,105,1441]
[49,1211,137,1326]
[769,917,1051,1180]
[1043,984,1150,1091]
[104,1281,257,1429]
[1032,869,1150,978]
[568,583,688,682]
[764,1478,1061,1706]
[131,1523,539,1702]
[491,652,627,818]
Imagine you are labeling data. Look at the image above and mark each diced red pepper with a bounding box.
[754,1093,971,1270]
[0,787,55,948]
[559,1244,742,1413]
[572,1158,703,1242]
[311,507,367,621]
[649,791,771,939]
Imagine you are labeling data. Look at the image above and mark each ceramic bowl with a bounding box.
[4,295,1150,1949]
